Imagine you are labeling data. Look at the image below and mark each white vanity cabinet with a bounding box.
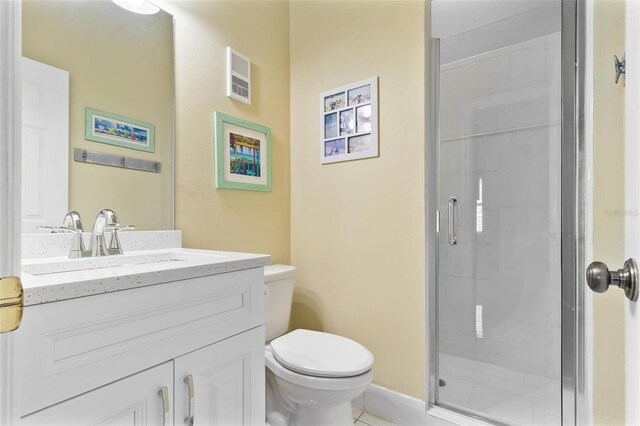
[11,264,267,426]
[20,362,175,426]
[174,327,265,425]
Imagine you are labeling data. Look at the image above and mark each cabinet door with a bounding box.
[19,362,174,426]
[174,326,265,426]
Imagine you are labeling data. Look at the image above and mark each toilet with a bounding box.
[264,265,374,426]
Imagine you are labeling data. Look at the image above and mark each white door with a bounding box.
[21,57,69,233]
[174,327,265,426]
[626,2,640,424]
[18,362,174,426]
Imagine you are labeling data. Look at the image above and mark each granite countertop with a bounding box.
[21,247,271,307]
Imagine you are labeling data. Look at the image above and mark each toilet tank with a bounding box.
[264,264,296,342]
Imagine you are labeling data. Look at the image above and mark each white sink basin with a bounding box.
[22,251,225,276]
[19,233,271,307]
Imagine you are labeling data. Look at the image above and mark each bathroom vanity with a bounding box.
[9,231,269,425]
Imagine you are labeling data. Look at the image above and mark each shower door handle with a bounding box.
[448,197,457,246]
[586,258,638,301]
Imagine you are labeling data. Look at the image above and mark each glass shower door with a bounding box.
[435,3,563,424]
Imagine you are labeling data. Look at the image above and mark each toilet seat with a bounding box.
[265,347,373,391]
[270,329,374,378]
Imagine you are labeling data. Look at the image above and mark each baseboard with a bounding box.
[353,384,490,426]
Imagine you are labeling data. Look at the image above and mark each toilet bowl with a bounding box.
[264,265,374,426]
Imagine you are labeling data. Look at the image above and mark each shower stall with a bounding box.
[427,1,588,425]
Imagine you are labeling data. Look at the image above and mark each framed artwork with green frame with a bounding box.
[85,107,155,153]
[214,112,272,192]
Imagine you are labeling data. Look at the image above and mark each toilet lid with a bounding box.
[270,329,374,378]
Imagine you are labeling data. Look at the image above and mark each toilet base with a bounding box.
[265,370,355,426]
[265,345,372,426]
[295,401,353,426]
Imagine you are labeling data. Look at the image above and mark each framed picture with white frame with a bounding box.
[320,77,378,164]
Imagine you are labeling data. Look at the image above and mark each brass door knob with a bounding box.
[586,258,638,301]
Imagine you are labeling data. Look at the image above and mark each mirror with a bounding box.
[21,0,174,232]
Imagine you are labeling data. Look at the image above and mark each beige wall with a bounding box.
[22,0,174,230]
[593,1,626,424]
[163,1,291,264]
[290,1,426,399]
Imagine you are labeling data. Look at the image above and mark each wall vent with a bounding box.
[226,47,251,104]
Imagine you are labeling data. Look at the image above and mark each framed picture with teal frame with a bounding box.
[85,107,155,153]
[214,112,272,192]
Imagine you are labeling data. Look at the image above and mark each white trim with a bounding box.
[426,406,492,426]
[0,0,22,424]
[368,383,425,412]
[358,383,492,426]
[0,0,21,276]
[360,384,436,425]
[626,1,640,424]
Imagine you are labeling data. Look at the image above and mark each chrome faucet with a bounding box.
[37,211,88,259]
[89,209,135,256]
[62,211,84,232]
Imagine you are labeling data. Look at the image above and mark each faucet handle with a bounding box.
[106,224,135,255]
[36,225,76,234]
[37,210,84,234]
[110,224,135,232]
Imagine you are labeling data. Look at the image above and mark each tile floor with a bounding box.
[353,407,395,425]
